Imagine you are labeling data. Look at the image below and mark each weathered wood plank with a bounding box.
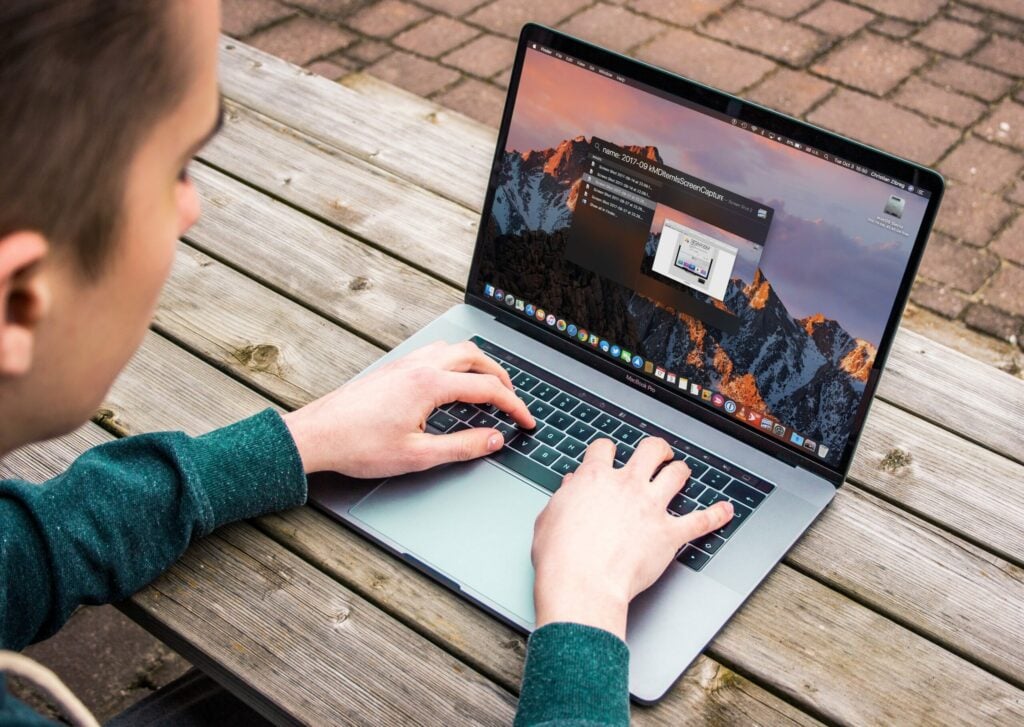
[216,40,1024,467]
[96,309,1024,724]
[157,242,382,409]
[185,162,460,351]
[175,163,1024,683]
[218,38,493,211]
[200,99,477,288]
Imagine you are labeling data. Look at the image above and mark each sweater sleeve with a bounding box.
[514,622,630,727]
[0,408,307,651]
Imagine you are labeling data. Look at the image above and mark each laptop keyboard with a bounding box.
[425,336,775,571]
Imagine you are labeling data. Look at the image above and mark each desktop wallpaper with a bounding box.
[477,49,928,466]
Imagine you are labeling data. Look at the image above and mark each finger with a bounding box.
[651,459,692,504]
[434,341,515,390]
[672,501,734,544]
[623,437,673,482]
[435,370,534,428]
[411,427,504,470]
[580,437,616,468]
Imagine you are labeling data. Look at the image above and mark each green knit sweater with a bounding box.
[0,409,629,725]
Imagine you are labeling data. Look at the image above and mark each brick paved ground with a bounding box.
[228,0,1024,369]
[15,1,1024,721]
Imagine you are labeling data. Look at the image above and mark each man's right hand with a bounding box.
[531,436,733,641]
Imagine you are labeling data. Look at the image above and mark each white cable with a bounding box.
[0,650,100,727]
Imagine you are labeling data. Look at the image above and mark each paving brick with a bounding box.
[626,0,731,26]
[799,1,874,36]
[922,58,1013,102]
[892,77,986,127]
[222,0,294,37]
[703,7,829,65]
[412,0,489,15]
[442,33,518,78]
[947,4,986,24]
[812,33,928,95]
[742,0,818,19]
[975,99,1024,151]
[366,50,461,95]
[247,15,355,65]
[558,3,664,54]
[963,0,1024,21]
[917,233,1000,293]
[935,182,1015,246]
[989,15,1024,37]
[971,35,1024,78]
[288,0,362,16]
[492,65,513,88]
[466,0,591,37]
[346,0,430,38]
[852,0,942,23]
[747,68,834,115]
[963,302,1022,342]
[436,77,507,126]
[394,16,479,57]
[983,263,1024,317]
[910,279,969,318]
[635,29,776,92]
[911,18,986,56]
[807,89,960,165]
[305,57,353,79]
[1008,178,1024,206]
[871,17,917,38]
[345,39,393,63]
[939,137,1024,193]
[990,213,1024,266]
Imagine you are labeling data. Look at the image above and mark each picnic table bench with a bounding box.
[2,38,1023,725]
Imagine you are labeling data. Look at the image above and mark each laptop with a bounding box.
[310,24,944,703]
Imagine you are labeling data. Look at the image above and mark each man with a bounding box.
[0,2,732,724]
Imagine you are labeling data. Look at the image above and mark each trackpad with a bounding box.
[350,459,549,624]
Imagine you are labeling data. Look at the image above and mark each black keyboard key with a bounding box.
[449,421,470,433]
[614,442,634,464]
[546,411,574,431]
[690,533,726,555]
[593,413,619,434]
[555,436,587,459]
[512,372,540,391]
[494,422,518,441]
[467,411,498,429]
[613,424,643,445]
[697,488,730,507]
[426,411,457,432]
[552,456,579,476]
[528,400,555,420]
[517,392,536,407]
[509,433,539,455]
[668,494,699,516]
[724,480,766,508]
[566,421,596,442]
[551,392,580,412]
[449,402,477,421]
[684,457,709,478]
[499,361,520,378]
[535,426,565,447]
[491,448,562,493]
[532,383,559,401]
[701,469,732,491]
[572,403,600,422]
[529,443,560,467]
[715,501,753,539]
[682,480,705,499]
[677,546,710,570]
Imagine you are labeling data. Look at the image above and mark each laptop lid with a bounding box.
[464,24,944,487]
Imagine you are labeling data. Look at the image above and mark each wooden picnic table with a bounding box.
[3,38,1024,725]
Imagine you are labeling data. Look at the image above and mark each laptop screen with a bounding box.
[469,31,941,477]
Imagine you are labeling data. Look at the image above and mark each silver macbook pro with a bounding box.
[310,24,944,703]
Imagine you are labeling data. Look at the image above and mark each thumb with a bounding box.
[413,427,504,469]
[672,501,733,545]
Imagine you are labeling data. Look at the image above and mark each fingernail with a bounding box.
[487,433,503,451]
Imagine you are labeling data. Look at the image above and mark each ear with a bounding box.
[0,231,50,378]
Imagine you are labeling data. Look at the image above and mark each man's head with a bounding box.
[0,0,222,452]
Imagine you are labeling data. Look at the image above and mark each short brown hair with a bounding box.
[0,0,188,278]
